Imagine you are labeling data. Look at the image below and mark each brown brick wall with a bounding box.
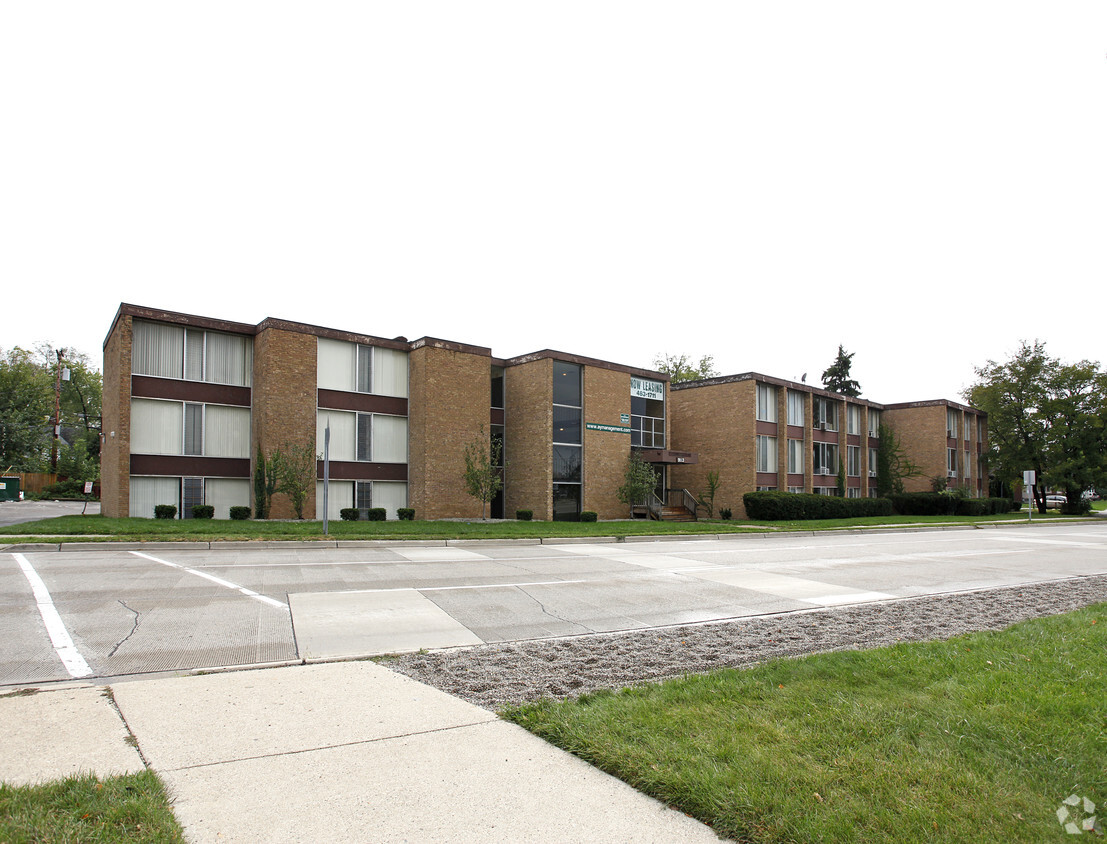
[409,344,492,519]
[253,326,318,519]
[583,367,633,519]
[884,404,948,493]
[505,358,552,519]
[670,380,757,518]
[100,314,132,518]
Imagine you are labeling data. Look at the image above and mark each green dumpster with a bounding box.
[0,477,20,502]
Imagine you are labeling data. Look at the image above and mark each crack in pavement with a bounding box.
[516,586,596,634]
[108,600,140,658]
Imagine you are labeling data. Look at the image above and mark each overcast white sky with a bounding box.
[3,3,1105,404]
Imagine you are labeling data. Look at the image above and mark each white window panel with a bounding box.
[132,321,184,379]
[756,435,777,473]
[373,347,409,398]
[206,478,250,519]
[129,476,180,518]
[205,331,252,386]
[131,399,183,455]
[204,405,251,458]
[317,338,357,392]
[787,390,805,426]
[373,481,408,519]
[373,415,408,463]
[317,480,354,520]
[756,384,777,422]
[787,439,804,474]
[317,409,356,461]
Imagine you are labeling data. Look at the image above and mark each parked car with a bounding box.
[1083,490,1100,501]
[1045,495,1067,508]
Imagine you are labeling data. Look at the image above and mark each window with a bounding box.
[756,384,777,422]
[868,409,882,437]
[947,409,959,439]
[847,445,861,477]
[787,439,804,474]
[813,442,838,476]
[814,398,838,431]
[756,435,777,473]
[756,485,777,492]
[130,399,249,458]
[631,394,665,448]
[788,486,804,494]
[787,390,805,426]
[553,362,583,521]
[847,488,861,499]
[491,366,504,409]
[317,339,408,398]
[132,320,252,386]
[183,404,203,455]
[316,410,408,463]
[964,449,971,481]
[868,447,878,477]
[947,448,958,476]
[847,405,861,435]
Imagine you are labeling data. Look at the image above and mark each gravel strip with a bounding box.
[386,575,1107,710]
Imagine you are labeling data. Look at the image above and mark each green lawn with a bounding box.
[504,606,1107,843]
[0,508,1089,543]
[0,771,185,843]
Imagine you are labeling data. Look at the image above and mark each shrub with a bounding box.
[1061,498,1092,516]
[516,509,533,521]
[743,491,893,521]
[580,511,597,522]
[154,504,177,519]
[229,506,251,520]
[40,478,95,499]
[719,507,733,520]
[340,508,360,521]
[191,505,215,519]
[367,507,387,521]
[397,508,415,521]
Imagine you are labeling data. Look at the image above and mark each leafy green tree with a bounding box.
[254,444,279,519]
[652,353,719,384]
[0,347,53,471]
[462,425,503,519]
[875,423,923,496]
[697,469,721,518]
[617,451,659,513]
[821,345,861,397]
[966,341,1107,513]
[271,442,317,519]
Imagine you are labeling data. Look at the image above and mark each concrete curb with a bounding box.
[1,516,1102,554]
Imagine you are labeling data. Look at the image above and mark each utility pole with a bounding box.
[50,348,68,472]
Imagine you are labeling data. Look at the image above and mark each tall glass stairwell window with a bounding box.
[553,361,582,521]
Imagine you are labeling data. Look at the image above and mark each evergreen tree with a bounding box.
[821,345,862,397]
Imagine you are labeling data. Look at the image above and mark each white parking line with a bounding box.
[12,553,93,678]
[130,551,287,609]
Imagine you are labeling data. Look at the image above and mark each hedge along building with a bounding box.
[667,374,988,519]
[101,304,687,521]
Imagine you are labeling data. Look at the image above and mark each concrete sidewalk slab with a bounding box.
[0,686,144,785]
[289,589,484,659]
[111,661,722,843]
[110,661,494,768]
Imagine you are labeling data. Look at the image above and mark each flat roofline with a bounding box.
[671,371,886,406]
[883,398,984,414]
[505,349,667,380]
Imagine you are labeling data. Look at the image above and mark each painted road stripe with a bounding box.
[131,551,287,608]
[12,553,93,678]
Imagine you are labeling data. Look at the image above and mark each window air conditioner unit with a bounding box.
[869,471,877,478]
[818,466,829,475]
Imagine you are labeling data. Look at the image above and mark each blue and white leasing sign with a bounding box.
[631,377,664,400]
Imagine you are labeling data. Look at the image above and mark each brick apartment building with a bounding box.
[101,304,986,521]
[668,375,987,519]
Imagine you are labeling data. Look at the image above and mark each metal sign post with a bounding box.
[323,424,331,535]
[1024,470,1036,522]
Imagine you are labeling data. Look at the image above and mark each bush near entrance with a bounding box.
[744,492,892,520]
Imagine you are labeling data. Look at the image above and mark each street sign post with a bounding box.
[1024,470,1036,521]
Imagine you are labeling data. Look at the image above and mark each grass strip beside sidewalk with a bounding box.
[0,770,185,843]
[504,605,1107,843]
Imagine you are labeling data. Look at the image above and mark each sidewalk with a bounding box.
[2,661,723,843]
